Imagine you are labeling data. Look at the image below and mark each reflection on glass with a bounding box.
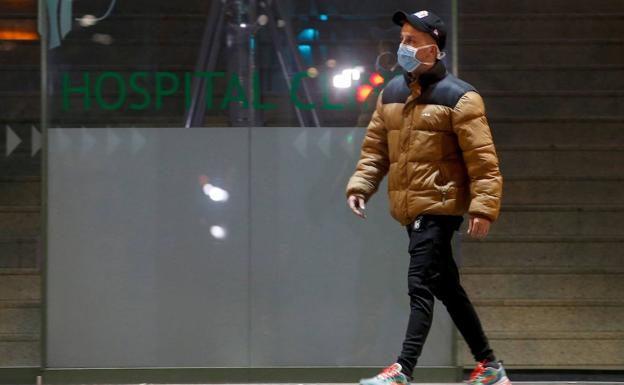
[41,0,453,128]
[210,225,227,239]
[203,183,230,202]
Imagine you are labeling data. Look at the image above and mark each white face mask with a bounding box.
[397,43,445,72]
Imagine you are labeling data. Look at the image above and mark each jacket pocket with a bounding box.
[433,162,456,204]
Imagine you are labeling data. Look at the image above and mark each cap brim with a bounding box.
[392,10,430,34]
[392,10,409,26]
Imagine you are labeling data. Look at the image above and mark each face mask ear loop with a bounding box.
[420,45,443,66]
[416,44,443,62]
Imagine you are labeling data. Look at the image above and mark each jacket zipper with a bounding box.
[405,107,416,218]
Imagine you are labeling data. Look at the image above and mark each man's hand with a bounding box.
[347,194,367,219]
[467,215,490,239]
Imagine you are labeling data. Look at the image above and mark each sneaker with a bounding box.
[359,363,410,385]
[467,360,512,385]
[468,359,487,383]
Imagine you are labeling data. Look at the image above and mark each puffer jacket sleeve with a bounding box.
[345,91,390,202]
[451,91,503,222]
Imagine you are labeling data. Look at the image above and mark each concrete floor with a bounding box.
[127,382,624,385]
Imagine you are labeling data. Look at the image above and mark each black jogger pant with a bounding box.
[395,214,493,379]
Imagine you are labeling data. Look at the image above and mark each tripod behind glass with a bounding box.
[184,0,320,128]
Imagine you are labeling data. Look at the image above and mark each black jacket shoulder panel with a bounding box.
[381,75,411,104]
[418,74,477,108]
[380,71,478,108]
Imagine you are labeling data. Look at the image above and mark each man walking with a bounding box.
[345,10,511,385]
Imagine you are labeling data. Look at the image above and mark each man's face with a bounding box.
[399,22,438,72]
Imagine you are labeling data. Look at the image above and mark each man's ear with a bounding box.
[435,46,446,60]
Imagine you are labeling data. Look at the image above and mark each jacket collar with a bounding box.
[403,59,448,89]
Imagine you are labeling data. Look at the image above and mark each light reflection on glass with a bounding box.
[210,225,227,239]
[203,183,230,203]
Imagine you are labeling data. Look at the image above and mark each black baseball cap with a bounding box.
[393,10,447,51]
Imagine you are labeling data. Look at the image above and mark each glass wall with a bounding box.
[41,0,458,370]
[43,0,454,128]
[46,126,460,368]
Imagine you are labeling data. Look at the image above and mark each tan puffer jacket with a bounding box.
[346,60,503,226]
